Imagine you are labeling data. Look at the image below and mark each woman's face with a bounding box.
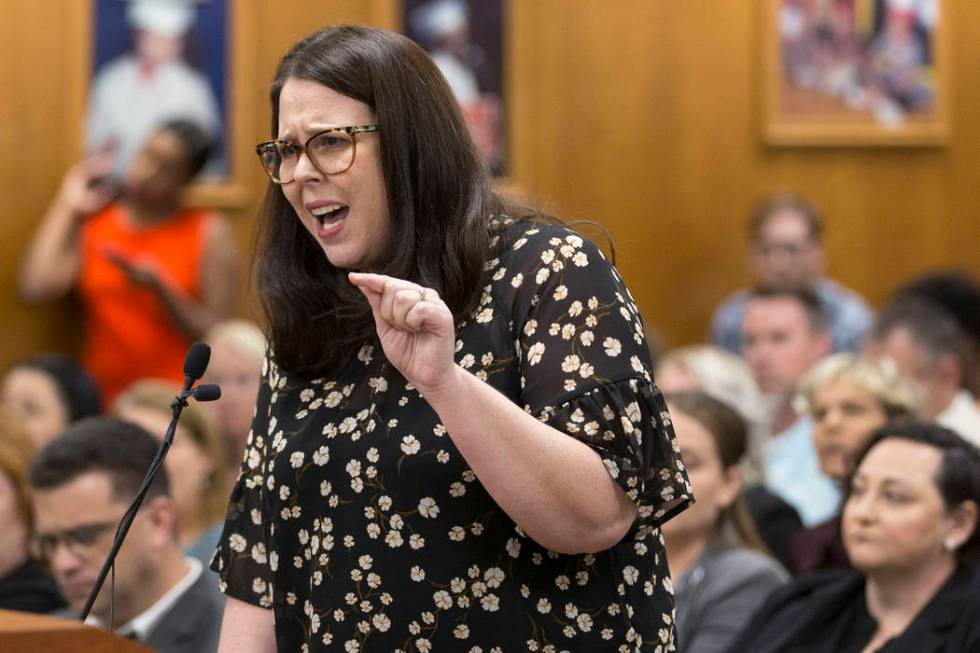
[277,78,391,271]
[662,410,740,543]
[843,438,969,575]
[1,368,69,448]
[811,379,889,482]
[116,406,212,531]
[123,129,192,205]
[203,339,262,462]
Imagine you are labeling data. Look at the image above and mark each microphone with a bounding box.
[79,342,222,625]
[182,341,211,390]
[191,383,221,402]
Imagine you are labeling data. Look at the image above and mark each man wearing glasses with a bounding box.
[710,192,873,355]
[27,417,224,652]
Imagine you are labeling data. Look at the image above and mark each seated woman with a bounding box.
[727,422,980,653]
[112,379,229,565]
[0,408,65,613]
[793,353,921,574]
[656,345,803,569]
[202,320,266,474]
[663,392,788,653]
[1,354,102,448]
[19,120,239,404]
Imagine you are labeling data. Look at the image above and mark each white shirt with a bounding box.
[87,556,202,642]
[86,56,221,176]
[937,390,980,446]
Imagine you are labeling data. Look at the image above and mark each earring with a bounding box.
[943,538,957,553]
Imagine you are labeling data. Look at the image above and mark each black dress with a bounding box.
[212,220,692,651]
[0,559,66,614]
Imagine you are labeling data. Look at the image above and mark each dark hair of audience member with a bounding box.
[845,421,980,566]
[28,416,169,501]
[667,391,769,553]
[12,354,102,422]
[747,192,824,243]
[158,118,213,179]
[749,285,828,333]
[0,407,37,531]
[872,297,968,364]
[893,271,980,344]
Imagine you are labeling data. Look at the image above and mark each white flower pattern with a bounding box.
[212,220,691,651]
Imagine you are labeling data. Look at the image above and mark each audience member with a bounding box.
[1,354,102,448]
[742,286,838,527]
[711,192,873,354]
[663,392,788,653]
[0,408,65,613]
[655,345,804,569]
[726,422,980,653]
[865,298,980,446]
[28,416,224,651]
[19,119,239,404]
[891,270,980,396]
[112,379,229,565]
[203,320,265,472]
[791,353,921,574]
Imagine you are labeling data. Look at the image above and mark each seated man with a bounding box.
[865,298,980,446]
[711,192,873,354]
[742,286,839,527]
[28,416,224,652]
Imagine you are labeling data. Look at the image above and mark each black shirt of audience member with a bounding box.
[726,423,980,653]
[743,484,804,570]
[0,559,66,614]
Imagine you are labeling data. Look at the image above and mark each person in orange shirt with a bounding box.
[19,120,239,403]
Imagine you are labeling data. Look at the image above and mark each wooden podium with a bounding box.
[0,609,155,652]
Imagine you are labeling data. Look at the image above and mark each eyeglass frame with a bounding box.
[255,124,379,184]
[29,520,120,564]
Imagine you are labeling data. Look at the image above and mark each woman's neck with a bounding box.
[664,531,709,581]
[122,199,180,226]
[863,556,955,644]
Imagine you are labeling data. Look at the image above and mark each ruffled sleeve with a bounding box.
[506,222,692,528]
[209,352,276,608]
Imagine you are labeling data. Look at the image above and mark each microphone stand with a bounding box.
[78,383,218,623]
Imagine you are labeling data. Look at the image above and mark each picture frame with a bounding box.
[402,0,506,175]
[761,0,949,146]
[88,0,256,207]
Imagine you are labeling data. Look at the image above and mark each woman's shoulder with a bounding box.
[491,216,610,268]
[706,547,790,582]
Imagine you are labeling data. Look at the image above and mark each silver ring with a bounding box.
[417,288,427,302]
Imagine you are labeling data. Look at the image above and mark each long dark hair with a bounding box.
[666,392,770,554]
[256,26,506,377]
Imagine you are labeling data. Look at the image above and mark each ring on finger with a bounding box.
[417,288,427,302]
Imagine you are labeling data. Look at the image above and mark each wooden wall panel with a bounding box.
[1,0,978,374]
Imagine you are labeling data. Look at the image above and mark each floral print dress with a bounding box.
[212,219,692,652]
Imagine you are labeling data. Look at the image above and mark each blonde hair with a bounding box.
[205,320,266,364]
[799,353,923,418]
[656,345,767,483]
[0,407,37,530]
[111,379,230,526]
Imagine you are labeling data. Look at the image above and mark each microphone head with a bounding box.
[183,342,211,381]
[191,383,222,402]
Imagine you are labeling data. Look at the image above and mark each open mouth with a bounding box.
[311,204,349,229]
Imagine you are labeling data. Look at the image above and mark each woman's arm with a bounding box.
[349,272,637,554]
[19,157,116,302]
[426,362,637,553]
[217,596,276,653]
[132,214,239,339]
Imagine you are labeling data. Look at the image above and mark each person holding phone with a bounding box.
[19,120,239,403]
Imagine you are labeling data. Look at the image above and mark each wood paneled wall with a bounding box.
[2,0,978,372]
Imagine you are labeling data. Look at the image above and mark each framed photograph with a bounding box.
[403,0,506,175]
[88,0,255,206]
[762,0,949,146]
